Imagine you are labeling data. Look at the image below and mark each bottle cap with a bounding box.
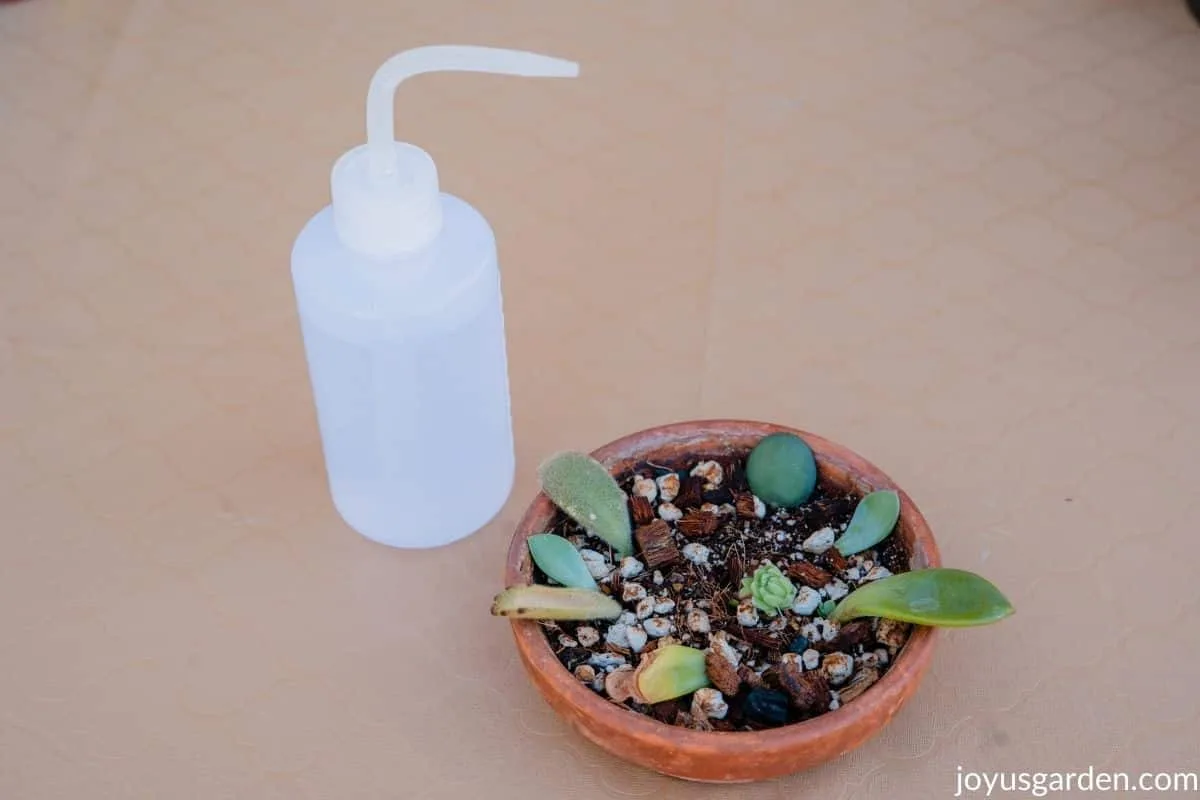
[330,45,579,258]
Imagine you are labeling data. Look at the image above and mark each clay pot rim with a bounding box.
[504,419,941,758]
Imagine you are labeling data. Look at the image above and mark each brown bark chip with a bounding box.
[705,651,742,696]
[787,561,833,588]
[629,495,656,526]
[780,660,830,714]
[677,511,720,537]
[675,475,704,510]
[635,520,682,569]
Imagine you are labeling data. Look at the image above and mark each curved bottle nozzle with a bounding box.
[365,45,580,178]
[331,45,579,258]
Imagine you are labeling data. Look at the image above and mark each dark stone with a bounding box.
[743,688,790,726]
[786,635,810,654]
[560,647,592,670]
[702,486,734,505]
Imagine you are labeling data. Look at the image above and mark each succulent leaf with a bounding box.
[528,533,598,590]
[635,645,710,704]
[834,490,901,556]
[745,433,818,508]
[538,452,633,557]
[830,568,1014,627]
[490,585,623,620]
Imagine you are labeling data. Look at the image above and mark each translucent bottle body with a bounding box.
[291,194,514,548]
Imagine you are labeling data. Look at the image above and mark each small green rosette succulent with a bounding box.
[739,562,797,617]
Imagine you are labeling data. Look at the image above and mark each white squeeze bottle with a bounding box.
[291,46,579,548]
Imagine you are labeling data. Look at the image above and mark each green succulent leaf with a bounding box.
[834,490,901,556]
[528,533,598,590]
[490,585,623,620]
[738,562,797,617]
[636,645,710,704]
[830,568,1015,627]
[745,432,818,508]
[538,452,633,557]
[817,599,837,618]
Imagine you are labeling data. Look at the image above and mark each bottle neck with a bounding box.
[331,142,442,258]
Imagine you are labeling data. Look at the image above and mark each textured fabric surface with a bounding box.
[2,1,1198,797]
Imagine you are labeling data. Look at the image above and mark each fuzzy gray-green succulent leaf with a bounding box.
[538,451,633,557]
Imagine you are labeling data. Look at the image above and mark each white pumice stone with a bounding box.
[682,543,711,566]
[876,618,910,650]
[801,618,839,643]
[619,556,645,579]
[622,583,648,603]
[656,473,680,502]
[802,527,837,554]
[692,688,729,720]
[632,475,658,502]
[708,631,741,666]
[636,598,656,620]
[864,565,893,582]
[658,502,683,522]
[736,600,760,627]
[588,652,627,671]
[579,549,613,579]
[605,623,631,649]
[821,652,855,686]
[824,580,850,601]
[626,625,649,653]
[690,460,724,489]
[792,586,822,615]
[643,617,674,638]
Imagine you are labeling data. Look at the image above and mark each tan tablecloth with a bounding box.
[3,1,1199,797]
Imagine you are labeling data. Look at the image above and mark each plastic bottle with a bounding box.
[290,46,579,548]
